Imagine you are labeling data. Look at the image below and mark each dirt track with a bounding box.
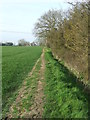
[8,49,45,118]
[27,48,45,118]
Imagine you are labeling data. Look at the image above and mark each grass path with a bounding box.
[43,49,89,118]
[8,49,45,118]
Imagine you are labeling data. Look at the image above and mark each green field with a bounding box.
[2,47,89,118]
[2,46,43,115]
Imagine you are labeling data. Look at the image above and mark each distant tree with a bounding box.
[18,39,30,46]
[1,42,13,46]
[6,42,13,46]
[31,42,37,46]
[2,43,6,46]
[18,39,25,46]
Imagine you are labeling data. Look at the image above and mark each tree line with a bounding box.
[34,2,89,86]
[0,39,38,46]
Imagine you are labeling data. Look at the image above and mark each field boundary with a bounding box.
[28,48,45,118]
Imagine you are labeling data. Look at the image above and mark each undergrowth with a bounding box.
[43,49,89,118]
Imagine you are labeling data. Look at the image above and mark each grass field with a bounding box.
[2,46,43,115]
[43,49,89,118]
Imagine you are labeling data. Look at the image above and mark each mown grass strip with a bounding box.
[43,49,88,118]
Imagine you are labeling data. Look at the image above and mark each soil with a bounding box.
[27,48,45,118]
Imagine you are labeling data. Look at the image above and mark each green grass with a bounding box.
[10,58,42,118]
[2,46,43,116]
[43,49,88,118]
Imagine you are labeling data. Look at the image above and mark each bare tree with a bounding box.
[33,9,63,46]
[18,39,30,46]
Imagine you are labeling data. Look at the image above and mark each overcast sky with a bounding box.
[0,0,85,44]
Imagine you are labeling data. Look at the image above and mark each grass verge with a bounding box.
[43,49,89,118]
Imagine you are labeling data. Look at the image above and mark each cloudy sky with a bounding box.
[0,0,84,44]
